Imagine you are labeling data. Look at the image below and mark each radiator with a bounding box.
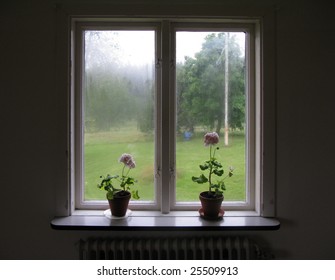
[79,236,269,260]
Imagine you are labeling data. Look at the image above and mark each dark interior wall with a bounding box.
[1,0,335,259]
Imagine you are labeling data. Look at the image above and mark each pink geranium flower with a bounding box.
[204,132,219,146]
[98,153,140,200]
[192,132,233,197]
[119,153,136,169]
[127,159,136,169]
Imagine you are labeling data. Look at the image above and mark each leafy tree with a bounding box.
[84,31,154,133]
[176,33,245,135]
[85,69,134,131]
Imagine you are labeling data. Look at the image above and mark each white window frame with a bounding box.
[73,21,162,211]
[169,22,259,214]
[66,17,275,217]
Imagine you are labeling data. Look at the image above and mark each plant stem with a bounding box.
[121,164,126,190]
[124,167,130,177]
[121,164,126,177]
[208,145,213,192]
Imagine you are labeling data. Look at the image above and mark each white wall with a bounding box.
[1,0,335,259]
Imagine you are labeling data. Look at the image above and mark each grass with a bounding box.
[176,133,245,201]
[84,124,246,202]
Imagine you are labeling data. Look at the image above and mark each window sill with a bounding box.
[50,210,280,231]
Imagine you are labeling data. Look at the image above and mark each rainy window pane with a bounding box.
[83,30,156,202]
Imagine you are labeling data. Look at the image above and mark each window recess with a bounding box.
[70,18,272,217]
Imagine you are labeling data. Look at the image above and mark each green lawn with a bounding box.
[175,133,245,201]
[84,125,245,202]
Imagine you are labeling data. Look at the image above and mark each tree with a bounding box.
[84,31,155,133]
[176,32,245,137]
[85,69,134,131]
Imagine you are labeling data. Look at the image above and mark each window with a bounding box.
[73,24,158,211]
[71,19,266,216]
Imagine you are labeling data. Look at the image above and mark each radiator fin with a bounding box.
[79,236,269,260]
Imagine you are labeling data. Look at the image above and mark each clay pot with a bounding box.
[199,191,224,218]
[107,191,131,217]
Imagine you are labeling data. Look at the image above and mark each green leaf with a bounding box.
[229,167,234,177]
[213,169,224,176]
[211,160,222,168]
[192,174,208,184]
[199,164,209,170]
[132,190,140,200]
[106,190,114,200]
[215,189,223,196]
[219,181,226,191]
[125,177,135,185]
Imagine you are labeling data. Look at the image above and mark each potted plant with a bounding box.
[98,153,140,217]
[192,132,234,219]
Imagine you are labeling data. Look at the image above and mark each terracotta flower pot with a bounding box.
[107,191,131,217]
[199,191,224,218]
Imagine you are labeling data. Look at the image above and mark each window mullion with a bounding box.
[160,21,173,213]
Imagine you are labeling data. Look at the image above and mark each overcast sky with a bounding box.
[85,30,245,66]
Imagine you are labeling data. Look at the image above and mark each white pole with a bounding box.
[224,33,229,146]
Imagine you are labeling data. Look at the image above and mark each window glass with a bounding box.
[83,30,156,202]
[175,31,246,202]
[73,21,263,213]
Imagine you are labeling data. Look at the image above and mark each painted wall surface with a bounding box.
[1,0,335,259]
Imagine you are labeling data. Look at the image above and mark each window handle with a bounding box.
[155,166,161,178]
[169,166,175,178]
[170,59,175,69]
[155,58,162,69]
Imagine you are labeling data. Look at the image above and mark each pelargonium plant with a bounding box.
[98,153,140,200]
[192,132,234,197]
